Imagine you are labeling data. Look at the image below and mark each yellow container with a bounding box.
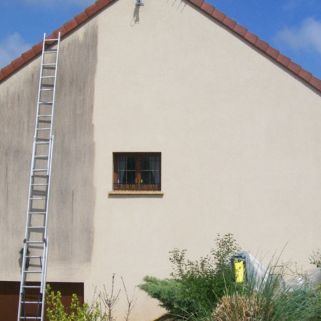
[234,259,245,283]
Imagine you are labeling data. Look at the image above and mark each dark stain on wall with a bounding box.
[50,22,98,263]
[0,66,38,271]
[0,21,98,272]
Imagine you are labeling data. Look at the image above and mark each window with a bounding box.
[113,153,161,191]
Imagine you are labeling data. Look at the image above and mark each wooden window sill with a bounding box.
[108,191,164,197]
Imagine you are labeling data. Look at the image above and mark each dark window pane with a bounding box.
[142,157,150,170]
[127,157,136,171]
[141,171,151,184]
[113,153,161,191]
[127,171,135,184]
[118,170,126,184]
[154,170,160,185]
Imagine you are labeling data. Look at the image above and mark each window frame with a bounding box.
[112,152,161,191]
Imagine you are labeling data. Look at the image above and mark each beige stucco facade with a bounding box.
[1,0,321,320]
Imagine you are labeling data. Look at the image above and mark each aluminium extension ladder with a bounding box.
[17,32,61,321]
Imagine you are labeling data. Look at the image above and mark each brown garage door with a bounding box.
[0,281,84,321]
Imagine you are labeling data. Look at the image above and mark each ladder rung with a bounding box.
[23,270,42,273]
[31,183,48,186]
[37,114,51,117]
[31,191,46,196]
[32,169,48,172]
[45,38,59,42]
[26,241,44,244]
[29,209,46,213]
[21,300,42,304]
[23,285,41,288]
[40,75,55,79]
[28,226,45,230]
[43,63,56,69]
[20,317,41,320]
[36,128,51,131]
[38,101,53,105]
[35,141,50,145]
[36,138,50,141]
[34,155,48,159]
[25,256,43,259]
[29,197,46,200]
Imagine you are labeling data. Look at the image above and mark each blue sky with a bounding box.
[1,0,321,80]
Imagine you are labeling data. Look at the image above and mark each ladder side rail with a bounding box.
[48,32,61,142]
[42,136,54,293]
[41,33,60,297]
[40,136,54,305]
[16,242,27,321]
[46,32,60,174]
[44,135,54,243]
[41,239,49,293]
[40,239,49,318]
[35,33,47,133]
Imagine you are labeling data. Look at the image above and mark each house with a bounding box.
[1,0,321,320]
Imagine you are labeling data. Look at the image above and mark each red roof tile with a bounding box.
[63,19,78,34]
[0,0,320,94]
[200,2,214,15]
[277,54,291,67]
[74,12,89,25]
[244,32,258,45]
[222,16,237,29]
[212,9,225,22]
[233,24,247,37]
[266,47,279,60]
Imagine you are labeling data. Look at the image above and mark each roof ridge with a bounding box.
[0,0,321,93]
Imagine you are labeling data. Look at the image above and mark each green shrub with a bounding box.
[273,287,321,321]
[46,285,107,321]
[139,233,240,320]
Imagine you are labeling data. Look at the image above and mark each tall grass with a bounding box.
[212,259,321,321]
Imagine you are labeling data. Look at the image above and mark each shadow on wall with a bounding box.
[133,4,141,24]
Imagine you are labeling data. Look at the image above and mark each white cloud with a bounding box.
[275,17,321,55]
[282,0,319,11]
[0,33,31,68]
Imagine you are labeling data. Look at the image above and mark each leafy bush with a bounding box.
[139,233,240,320]
[46,285,107,321]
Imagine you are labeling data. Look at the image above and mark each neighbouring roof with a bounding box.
[1,0,321,93]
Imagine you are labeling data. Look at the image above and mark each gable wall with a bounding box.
[91,1,321,319]
[1,0,321,320]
